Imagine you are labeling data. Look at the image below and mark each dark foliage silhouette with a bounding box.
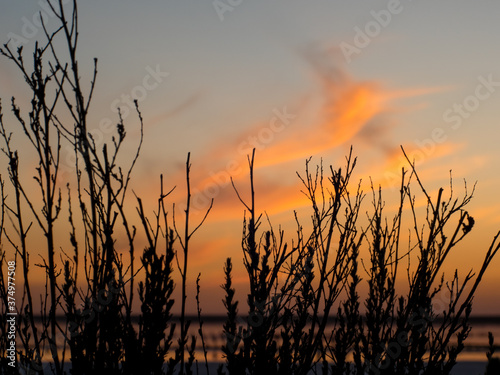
[0,1,499,375]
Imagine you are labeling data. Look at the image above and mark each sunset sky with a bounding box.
[1,1,500,315]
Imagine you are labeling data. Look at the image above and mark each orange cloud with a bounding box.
[138,47,457,227]
[127,47,470,294]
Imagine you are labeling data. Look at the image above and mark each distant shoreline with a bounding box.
[27,314,500,324]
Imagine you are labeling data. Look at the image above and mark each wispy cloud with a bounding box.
[147,92,204,129]
[153,46,464,223]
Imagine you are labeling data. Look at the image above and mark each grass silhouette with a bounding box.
[0,1,499,374]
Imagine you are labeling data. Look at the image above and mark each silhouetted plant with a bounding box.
[119,176,177,375]
[196,273,210,375]
[0,35,64,375]
[0,1,208,374]
[485,332,500,375]
[172,153,213,375]
[1,1,499,374]
[220,148,500,375]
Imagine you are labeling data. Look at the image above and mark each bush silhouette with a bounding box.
[0,1,499,375]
